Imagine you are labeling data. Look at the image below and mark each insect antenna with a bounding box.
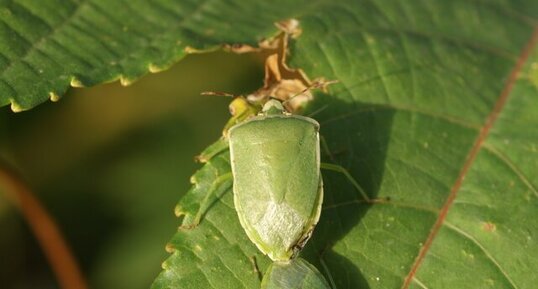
[200,91,237,98]
[281,79,339,106]
[306,104,329,118]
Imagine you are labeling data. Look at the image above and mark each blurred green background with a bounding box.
[0,51,264,289]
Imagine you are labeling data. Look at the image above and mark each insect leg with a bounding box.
[194,138,229,163]
[249,256,263,281]
[182,172,233,229]
[319,255,337,289]
[319,135,337,163]
[320,163,370,202]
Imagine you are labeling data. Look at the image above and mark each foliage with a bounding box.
[1,0,537,288]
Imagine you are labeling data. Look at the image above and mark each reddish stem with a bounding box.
[0,165,88,289]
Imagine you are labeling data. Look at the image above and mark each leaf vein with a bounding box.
[482,143,538,198]
[412,277,430,289]
[444,222,519,289]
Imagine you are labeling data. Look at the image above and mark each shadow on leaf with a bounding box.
[302,93,394,289]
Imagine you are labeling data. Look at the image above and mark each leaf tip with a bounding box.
[174,205,185,217]
[120,76,134,86]
[194,154,207,163]
[165,243,176,253]
[49,91,61,102]
[161,260,170,270]
[70,77,85,88]
[184,46,204,54]
[10,101,25,112]
[148,63,165,73]
[189,175,197,184]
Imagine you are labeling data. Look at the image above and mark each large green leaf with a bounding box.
[3,0,537,288]
[150,1,538,289]
[0,0,306,111]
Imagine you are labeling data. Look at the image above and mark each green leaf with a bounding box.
[151,1,538,289]
[0,0,307,111]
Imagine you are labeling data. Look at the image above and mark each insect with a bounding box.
[186,96,371,262]
[229,98,322,261]
[261,258,332,289]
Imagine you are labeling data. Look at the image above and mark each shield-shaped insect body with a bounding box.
[229,99,323,261]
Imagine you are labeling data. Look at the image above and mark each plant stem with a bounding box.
[0,164,88,289]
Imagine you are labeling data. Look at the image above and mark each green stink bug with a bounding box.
[174,95,375,289]
[229,98,322,261]
[184,96,371,262]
